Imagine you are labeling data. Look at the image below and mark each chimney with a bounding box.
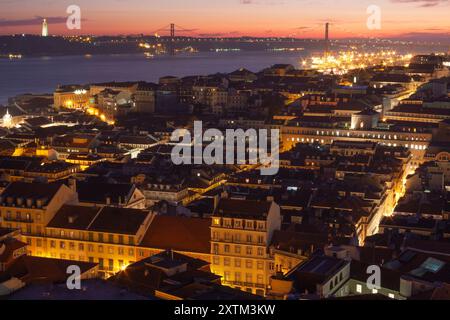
[324,22,330,57]
[68,178,77,193]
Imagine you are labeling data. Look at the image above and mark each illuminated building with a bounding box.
[53,85,90,109]
[210,198,281,296]
[41,19,48,37]
[282,116,432,167]
[2,109,13,129]
[49,133,100,159]
[21,204,211,277]
[43,205,153,278]
[0,182,78,240]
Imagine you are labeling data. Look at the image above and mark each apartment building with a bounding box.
[0,182,78,242]
[42,205,153,278]
[210,198,282,296]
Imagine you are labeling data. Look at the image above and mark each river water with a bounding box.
[0,51,308,104]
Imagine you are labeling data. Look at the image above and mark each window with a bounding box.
[246,260,253,269]
[69,242,75,251]
[257,248,264,256]
[98,233,103,242]
[60,241,66,249]
[213,257,220,265]
[50,240,56,248]
[224,272,231,281]
[118,247,124,255]
[258,236,264,244]
[108,259,114,271]
[257,262,264,270]
[246,247,252,255]
[246,235,252,243]
[108,247,114,254]
[224,258,230,266]
[224,219,232,228]
[224,245,230,253]
[235,246,241,254]
[98,245,104,253]
[108,234,114,243]
[257,275,264,284]
[356,284,362,293]
[79,243,84,251]
[118,235,124,244]
[128,248,134,256]
[235,272,241,282]
[128,236,134,245]
[235,259,241,268]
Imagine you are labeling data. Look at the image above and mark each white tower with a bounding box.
[2,109,13,128]
[42,19,48,37]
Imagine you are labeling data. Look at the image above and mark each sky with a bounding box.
[0,0,449,40]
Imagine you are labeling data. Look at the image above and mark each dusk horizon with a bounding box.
[0,0,450,311]
[0,0,449,41]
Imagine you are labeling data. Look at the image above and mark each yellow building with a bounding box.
[40,205,154,278]
[210,198,281,296]
[0,182,78,242]
[54,85,90,109]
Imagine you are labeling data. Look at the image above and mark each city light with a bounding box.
[308,51,414,74]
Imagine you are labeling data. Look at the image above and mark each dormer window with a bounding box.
[224,219,232,228]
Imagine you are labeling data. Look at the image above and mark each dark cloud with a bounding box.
[0,16,69,27]
[390,0,448,8]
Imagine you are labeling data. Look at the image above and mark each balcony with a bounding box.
[222,280,266,289]
[3,216,34,224]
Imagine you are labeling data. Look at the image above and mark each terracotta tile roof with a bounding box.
[48,205,151,235]
[77,181,135,205]
[88,206,150,235]
[0,182,64,207]
[140,215,211,254]
[5,256,97,284]
[215,199,272,219]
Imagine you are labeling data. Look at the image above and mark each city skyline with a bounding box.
[0,0,449,40]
